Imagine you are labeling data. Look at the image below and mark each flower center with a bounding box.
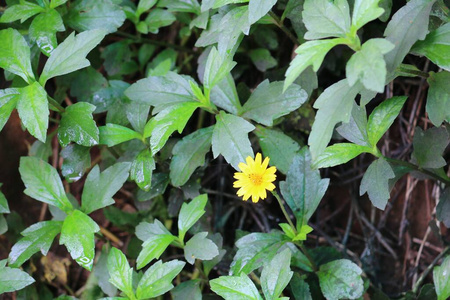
[248,173,263,185]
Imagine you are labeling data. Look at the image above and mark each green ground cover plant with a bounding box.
[0,0,449,299]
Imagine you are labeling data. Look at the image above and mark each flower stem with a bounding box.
[271,190,297,234]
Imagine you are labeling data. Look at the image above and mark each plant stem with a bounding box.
[297,242,318,272]
[397,65,430,78]
[269,11,299,45]
[412,246,449,293]
[48,96,65,113]
[384,157,450,185]
[271,190,297,234]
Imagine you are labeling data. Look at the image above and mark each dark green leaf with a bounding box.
[0,1,44,23]
[8,221,62,267]
[367,96,407,147]
[212,111,254,170]
[61,144,91,182]
[315,143,373,169]
[308,79,361,159]
[136,173,170,202]
[248,0,277,25]
[384,0,436,73]
[29,9,65,56]
[413,23,450,71]
[171,280,202,300]
[178,194,207,242]
[317,259,364,300]
[125,72,196,112]
[81,162,131,214]
[99,124,142,147]
[256,127,300,174]
[60,210,100,270]
[436,187,450,227]
[302,0,350,39]
[210,74,242,114]
[433,255,450,300]
[184,232,219,264]
[19,157,73,213]
[249,48,277,72]
[346,38,394,92]
[412,127,449,169]
[242,80,307,126]
[280,149,329,227]
[261,248,293,300]
[107,247,135,299]
[210,273,262,300]
[0,265,35,294]
[290,274,313,300]
[94,246,117,297]
[66,0,126,33]
[0,186,9,214]
[131,149,155,191]
[39,29,107,86]
[136,260,185,299]
[0,88,19,131]
[426,71,450,126]
[145,102,200,154]
[58,102,99,147]
[351,0,385,31]
[360,158,395,210]
[336,102,369,146]
[170,126,213,187]
[101,41,139,77]
[284,39,345,90]
[16,82,48,142]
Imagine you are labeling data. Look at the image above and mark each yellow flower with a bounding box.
[233,153,277,203]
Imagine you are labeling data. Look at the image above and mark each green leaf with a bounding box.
[351,0,385,31]
[249,48,278,72]
[137,234,176,269]
[360,158,395,210]
[0,215,6,235]
[436,187,450,227]
[203,46,236,90]
[255,127,300,174]
[50,0,68,8]
[99,124,142,147]
[19,156,73,213]
[125,72,196,112]
[61,144,91,182]
[0,187,8,214]
[308,79,361,160]
[367,96,407,147]
[317,259,364,300]
[280,149,329,228]
[171,280,202,300]
[336,102,369,146]
[170,126,213,187]
[346,38,394,92]
[66,0,126,33]
[413,23,450,71]
[411,127,449,169]
[0,1,44,23]
[81,162,131,214]
[144,9,176,34]
[136,260,186,299]
[136,173,170,202]
[16,82,49,142]
[212,111,254,170]
[248,0,277,25]
[0,88,20,131]
[210,74,242,114]
[210,273,262,300]
[290,274,313,300]
[284,39,345,91]
[145,102,200,154]
[58,102,99,147]
[434,255,450,300]
[39,29,107,86]
[136,0,158,17]
[107,248,135,299]
[384,0,436,73]
[178,194,208,242]
[302,0,350,39]
[94,246,117,297]
[261,248,293,300]
[184,232,219,264]
[0,266,35,294]
[241,80,307,126]
[426,71,450,126]
[60,210,100,271]
[158,0,201,13]
[315,143,373,169]
[0,28,35,83]
[131,149,155,191]
[29,9,65,56]
[136,219,172,242]
[8,221,62,267]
